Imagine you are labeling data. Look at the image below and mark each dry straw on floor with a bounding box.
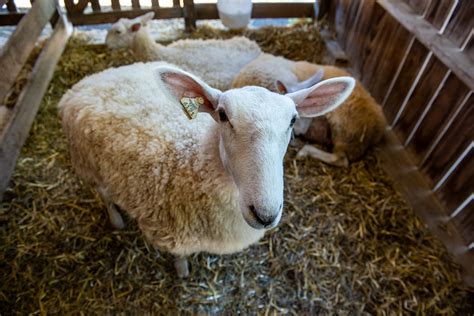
[1,23,472,314]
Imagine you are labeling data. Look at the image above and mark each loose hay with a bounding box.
[1,24,472,314]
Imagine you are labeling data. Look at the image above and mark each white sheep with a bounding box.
[232,53,386,166]
[105,12,262,91]
[58,61,355,277]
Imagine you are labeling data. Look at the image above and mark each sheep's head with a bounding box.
[158,67,355,230]
[105,12,154,49]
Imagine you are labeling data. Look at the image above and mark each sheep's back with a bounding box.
[58,62,248,254]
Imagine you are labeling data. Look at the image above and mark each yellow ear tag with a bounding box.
[180,96,204,120]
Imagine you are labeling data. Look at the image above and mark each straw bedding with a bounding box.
[0,23,472,314]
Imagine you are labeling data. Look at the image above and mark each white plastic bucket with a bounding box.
[217,0,253,30]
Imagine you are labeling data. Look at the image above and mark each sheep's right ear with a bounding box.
[157,67,222,120]
[287,77,355,118]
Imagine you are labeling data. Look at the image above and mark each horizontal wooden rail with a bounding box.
[377,0,474,90]
[69,7,182,25]
[194,2,315,20]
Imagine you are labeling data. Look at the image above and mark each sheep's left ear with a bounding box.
[287,77,355,118]
[139,12,155,25]
[156,66,222,120]
[276,68,325,94]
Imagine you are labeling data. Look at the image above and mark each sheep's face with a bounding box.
[106,21,132,49]
[106,12,154,49]
[158,67,355,230]
[217,87,297,229]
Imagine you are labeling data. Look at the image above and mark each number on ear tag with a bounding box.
[180,97,204,120]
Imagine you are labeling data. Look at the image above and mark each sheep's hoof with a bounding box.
[107,203,125,229]
[174,256,189,278]
[296,146,310,158]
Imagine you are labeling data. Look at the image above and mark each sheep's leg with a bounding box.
[97,187,125,229]
[297,144,348,167]
[174,256,189,278]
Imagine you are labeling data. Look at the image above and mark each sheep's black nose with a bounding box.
[249,205,278,227]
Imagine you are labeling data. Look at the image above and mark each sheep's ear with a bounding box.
[157,67,222,120]
[139,12,155,25]
[130,22,141,32]
[292,68,324,91]
[276,69,324,94]
[287,77,355,118]
[276,80,288,94]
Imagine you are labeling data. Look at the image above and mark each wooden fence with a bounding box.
[0,0,72,199]
[1,0,317,29]
[324,0,473,284]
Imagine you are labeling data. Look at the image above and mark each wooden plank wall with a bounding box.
[331,0,473,263]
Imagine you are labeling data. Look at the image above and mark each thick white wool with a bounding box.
[132,29,262,90]
[58,62,264,256]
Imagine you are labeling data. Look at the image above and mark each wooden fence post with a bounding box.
[183,0,196,32]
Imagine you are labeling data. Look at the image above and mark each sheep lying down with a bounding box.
[58,62,355,277]
[105,12,262,91]
[233,54,387,166]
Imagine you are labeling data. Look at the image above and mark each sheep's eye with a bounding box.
[289,116,297,128]
[115,29,122,34]
[218,109,228,122]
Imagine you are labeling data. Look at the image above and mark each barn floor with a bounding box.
[1,23,473,314]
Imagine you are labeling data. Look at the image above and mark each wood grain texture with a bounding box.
[378,0,473,90]
[377,129,474,286]
[173,0,180,7]
[451,199,474,245]
[394,57,449,148]
[437,149,474,213]
[383,39,429,124]
[403,0,430,15]
[0,13,71,200]
[151,0,159,8]
[444,0,474,48]
[425,0,456,30]
[422,92,473,184]
[0,0,56,104]
[352,4,412,103]
[344,1,376,75]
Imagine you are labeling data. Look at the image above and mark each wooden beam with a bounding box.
[194,2,315,20]
[90,0,101,12]
[69,8,182,25]
[6,0,17,12]
[377,0,474,90]
[376,129,474,287]
[173,0,180,7]
[131,0,140,10]
[0,12,25,25]
[183,0,196,32]
[0,0,56,104]
[0,13,72,200]
[111,0,120,11]
[151,0,159,9]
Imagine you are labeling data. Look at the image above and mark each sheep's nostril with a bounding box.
[249,205,276,227]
